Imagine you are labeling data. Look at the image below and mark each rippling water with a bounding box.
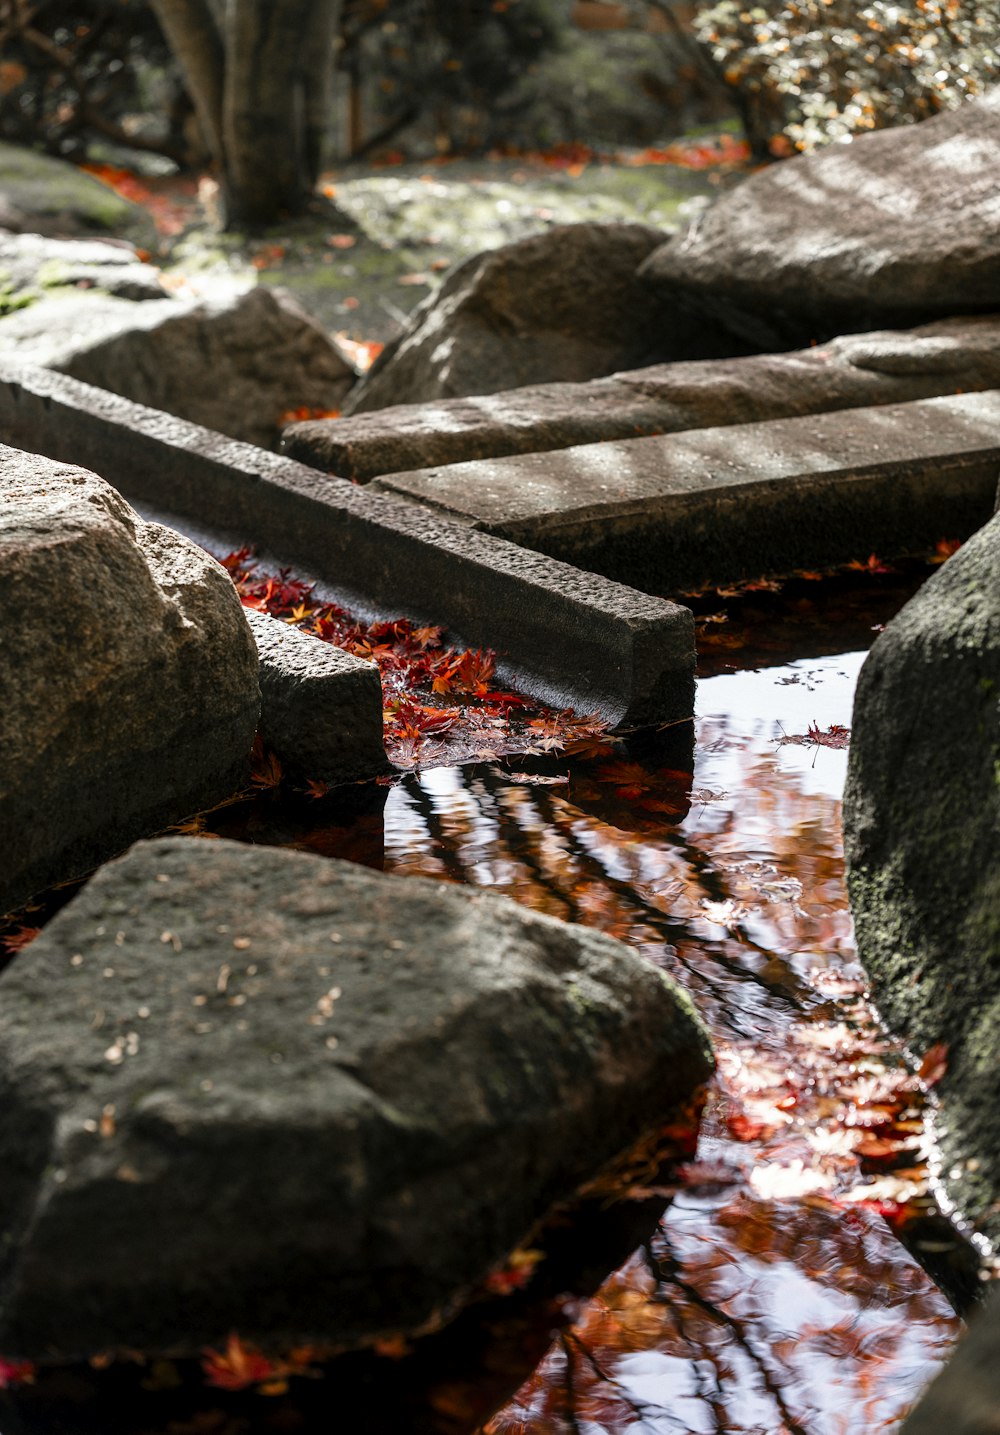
[375,647,960,1435]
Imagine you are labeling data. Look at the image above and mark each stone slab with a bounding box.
[0,364,693,731]
[282,315,1000,483]
[370,391,1000,591]
[245,608,390,785]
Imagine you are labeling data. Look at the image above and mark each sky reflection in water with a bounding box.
[381,651,960,1435]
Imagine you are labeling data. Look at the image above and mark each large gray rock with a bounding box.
[344,221,748,416]
[901,1289,1000,1434]
[0,140,158,250]
[0,447,259,913]
[245,607,390,785]
[640,95,1000,350]
[844,511,1000,1245]
[0,285,355,448]
[285,315,1000,481]
[0,230,168,307]
[0,835,713,1359]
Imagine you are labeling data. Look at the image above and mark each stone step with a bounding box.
[0,363,693,731]
[370,391,1000,591]
[245,609,390,786]
[281,315,1000,483]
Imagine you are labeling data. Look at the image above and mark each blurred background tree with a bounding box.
[0,0,190,163]
[682,0,1000,159]
[1,0,997,222]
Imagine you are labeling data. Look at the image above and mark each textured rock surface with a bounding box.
[369,391,1000,593]
[344,221,748,415]
[0,230,168,306]
[0,836,713,1359]
[0,285,354,447]
[640,95,1000,349]
[901,1289,1000,1434]
[844,512,1000,1245]
[0,447,259,912]
[245,608,389,785]
[284,315,1000,481]
[0,141,158,249]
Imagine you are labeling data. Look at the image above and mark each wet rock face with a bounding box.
[0,835,714,1360]
[901,1286,1000,1434]
[344,221,749,415]
[0,284,355,449]
[843,511,1000,1244]
[640,93,1000,350]
[0,446,259,912]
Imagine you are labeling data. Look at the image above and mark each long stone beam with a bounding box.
[281,316,1000,483]
[370,391,1000,591]
[0,363,693,730]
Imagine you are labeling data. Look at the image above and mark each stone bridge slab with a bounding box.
[281,316,1000,484]
[371,391,1000,591]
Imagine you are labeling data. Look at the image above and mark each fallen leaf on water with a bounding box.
[929,538,961,564]
[0,1357,34,1388]
[202,1336,275,1391]
[1,925,41,954]
[250,743,283,789]
[277,405,341,427]
[847,552,895,575]
[778,722,850,750]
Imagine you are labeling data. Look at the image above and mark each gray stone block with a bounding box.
[282,315,1000,483]
[370,390,1000,590]
[0,364,694,731]
[245,607,389,785]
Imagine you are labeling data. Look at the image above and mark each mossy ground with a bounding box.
[163,154,741,343]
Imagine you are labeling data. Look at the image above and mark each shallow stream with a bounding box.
[3,566,982,1435]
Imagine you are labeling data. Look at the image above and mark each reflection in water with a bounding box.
[380,650,961,1434]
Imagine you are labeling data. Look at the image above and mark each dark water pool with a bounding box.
[3,566,984,1434]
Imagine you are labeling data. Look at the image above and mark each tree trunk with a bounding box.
[153,0,342,227]
[223,0,342,225]
[302,0,341,187]
[149,0,226,165]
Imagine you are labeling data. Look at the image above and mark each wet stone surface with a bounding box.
[0,837,711,1361]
